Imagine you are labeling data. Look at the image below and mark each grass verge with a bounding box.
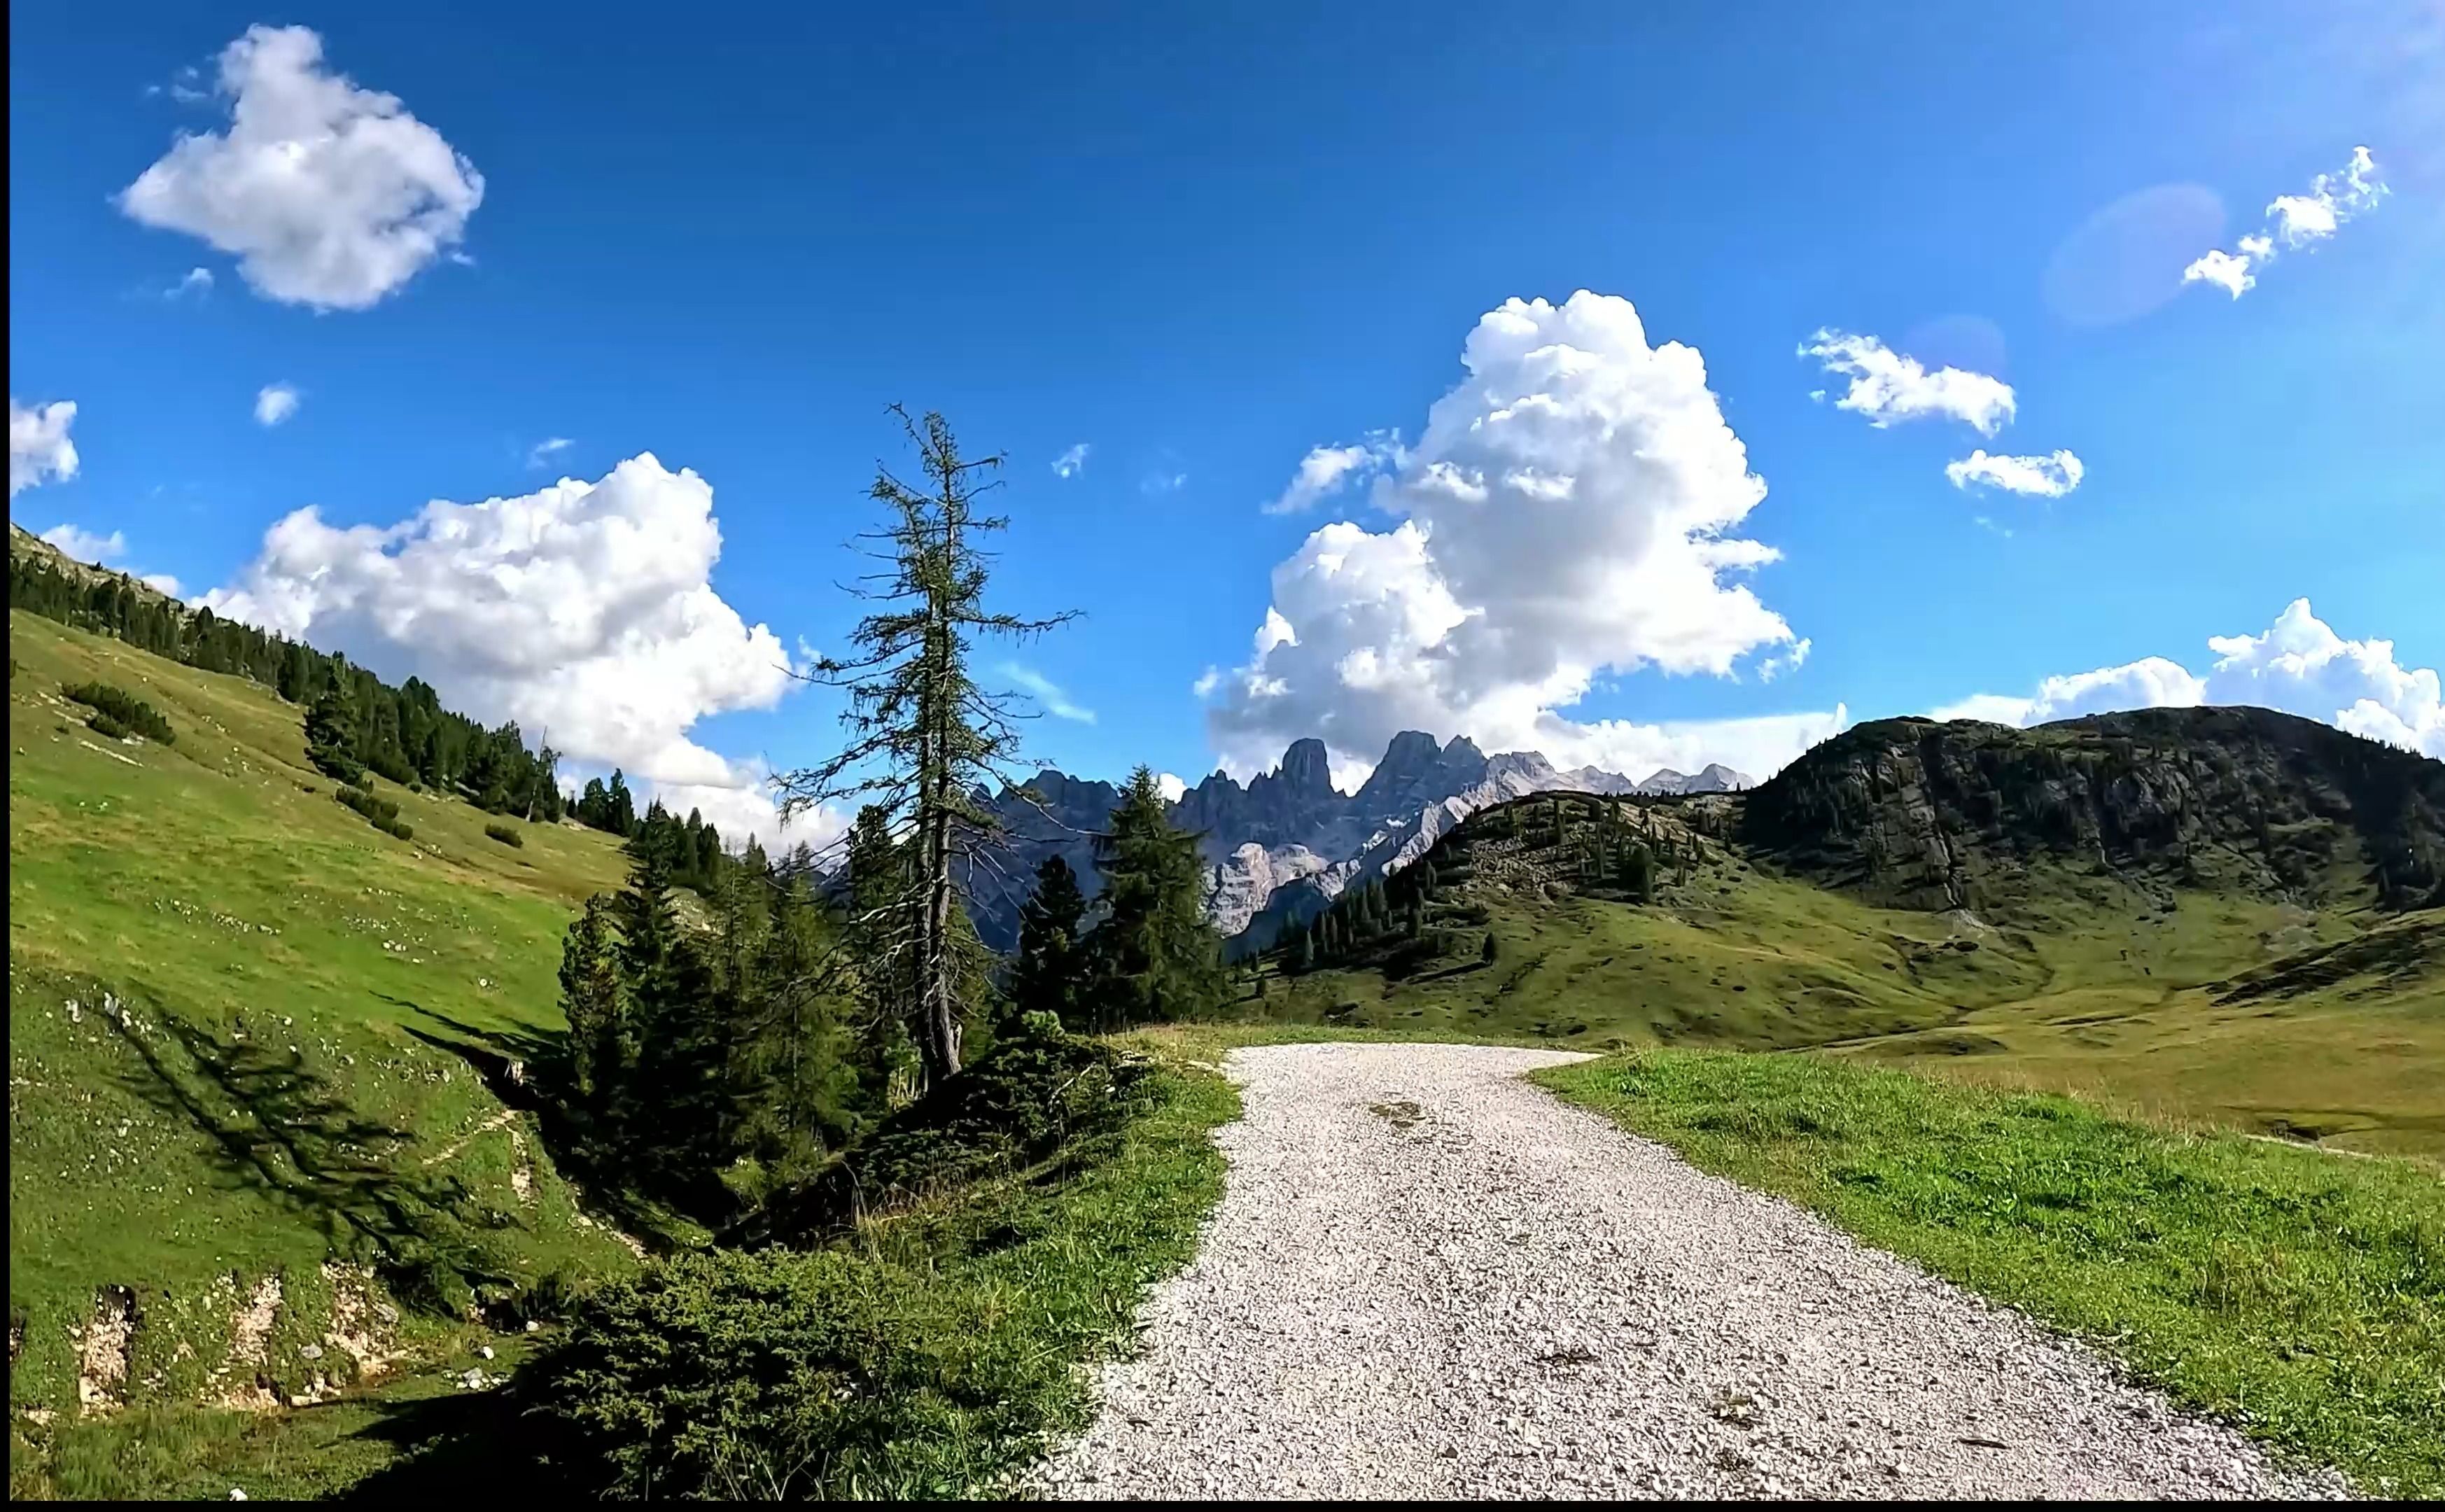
[1536,1049,2444,1497]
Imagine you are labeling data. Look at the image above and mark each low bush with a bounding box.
[85,712,131,741]
[335,786,401,826]
[527,1046,1233,1499]
[61,681,174,743]
[336,785,413,840]
[750,1016,1158,1242]
[485,821,524,848]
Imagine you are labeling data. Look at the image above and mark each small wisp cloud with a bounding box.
[2183,147,2388,300]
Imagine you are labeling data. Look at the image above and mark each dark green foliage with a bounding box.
[547,850,867,1224]
[1011,854,1088,1031]
[334,786,400,827]
[1618,841,1655,902]
[1083,768,1228,1031]
[526,1056,1228,1501]
[61,682,174,743]
[1481,932,1499,965]
[485,821,524,848]
[750,1018,1156,1242]
[574,769,638,837]
[85,712,131,741]
[303,687,363,784]
[379,818,414,842]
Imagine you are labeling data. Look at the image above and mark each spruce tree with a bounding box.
[1480,931,1499,965]
[1012,853,1089,1031]
[1621,841,1656,903]
[303,685,362,784]
[776,408,1073,1088]
[558,894,629,1138]
[1087,767,1226,1030]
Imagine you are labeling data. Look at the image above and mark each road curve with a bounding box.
[1035,1042,2341,1501]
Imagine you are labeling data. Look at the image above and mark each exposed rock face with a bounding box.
[962,729,1728,950]
[1737,707,2445,913]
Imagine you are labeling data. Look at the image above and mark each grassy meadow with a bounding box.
[8,610,640,1483]
[1244,841,2442,1162]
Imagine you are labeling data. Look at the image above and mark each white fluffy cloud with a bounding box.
[10,399,80,496]
[254,383,300,427]
[167,266,215,299]
[1933,600,2442,757]
[118,25,484,312]
[203,453,809,820]
[528,436,574,470]
[2184,147,2388,300]
[38,523,127,562]
[1799,330,2017,436]
[1156,771,1188,803]
[1945,449,2085,498]
[1210,290,1835,783]
[1261,432,1401,515]
[1051,442,1091,478]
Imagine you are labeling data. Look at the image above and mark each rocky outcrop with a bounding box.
[1736,707,2445,913]
[963,729,1716,949]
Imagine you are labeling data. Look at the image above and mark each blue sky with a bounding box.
[10,2,2442,839]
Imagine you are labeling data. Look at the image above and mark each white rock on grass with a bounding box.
[1032,1042,2349,1502]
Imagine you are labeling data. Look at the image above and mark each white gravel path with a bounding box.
[1035,1042,2345,1501]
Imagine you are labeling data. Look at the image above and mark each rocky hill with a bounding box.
[960,731,1749,951]
[1737,707,2445,913]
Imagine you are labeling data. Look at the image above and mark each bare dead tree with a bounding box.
[775,407,1075,1089]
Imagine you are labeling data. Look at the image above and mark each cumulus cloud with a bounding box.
[10,399,80,496]
[202,453,808,820]
[1933,600,2442,757]
[1156,771,1188,803]
[1261,431,1401,515]
[254,383,300,427]
[528,436,574,470]
[1051,442,1091,478]
[141,573,184,597]
[1210,290,1835,783]
[38,524,127,563]
[117,24,484,311]
[999,662,1096,724]
[2183,146,2388,300]
[1798,330,2017,436]
[167,266,214,299]
[1944,449,2085,498]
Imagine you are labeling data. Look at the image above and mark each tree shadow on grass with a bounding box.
[388,997,685,1248]
[328,1381,564,1503]
[107,1007,520,1306]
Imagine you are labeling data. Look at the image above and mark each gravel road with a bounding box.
[1035,1042,2344,1501]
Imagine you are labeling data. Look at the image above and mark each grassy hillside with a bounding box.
[1249,781,2444,1161]
[8,610,640,1434]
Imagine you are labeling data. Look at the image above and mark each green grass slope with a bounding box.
[8,610,640,1431]
[1249,790,2444,1161]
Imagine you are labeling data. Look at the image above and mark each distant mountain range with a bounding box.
[960,730,1751,951]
